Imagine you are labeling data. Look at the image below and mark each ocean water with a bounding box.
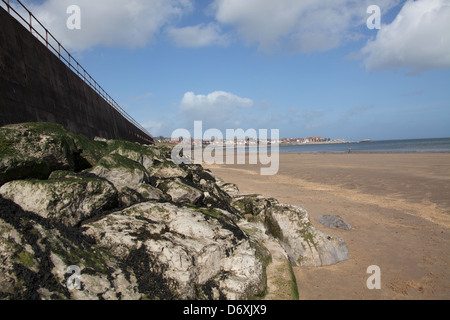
[277,138,450,154]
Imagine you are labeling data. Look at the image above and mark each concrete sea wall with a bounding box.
[0,7,153,145]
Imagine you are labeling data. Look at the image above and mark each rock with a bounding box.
[87,154,150,191]
[0,195,140,300]
[220,183,240,196]
[106,139,157,171]
[183,164,216,182]
[0,122,349,300]
[82,202,266,300]
[0,123,80,185]
[316,215,352,230]
[177,165,240,215]
[119,184,168,207]
[148,160,189,179]
[0,217,38,298]
[237,219,299,300]
[159,178,203,205]
[71,134,108,167]
[0,176,118,227]
[213,175,241,197]
[197,179,236,213]
[232,194,278,218]
[266,204,349,267]
[230,193,349,267]
[263,238,299,300]
[0,156,50,186]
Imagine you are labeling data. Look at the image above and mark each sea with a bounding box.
[276,138,450,154]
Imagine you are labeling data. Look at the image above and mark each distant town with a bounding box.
[154,136,351,146]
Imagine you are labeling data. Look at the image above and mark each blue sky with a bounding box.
[10,0,450,140]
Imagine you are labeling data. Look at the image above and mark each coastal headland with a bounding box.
[204,153,450,300]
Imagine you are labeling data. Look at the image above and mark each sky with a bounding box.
[7,0,450,140]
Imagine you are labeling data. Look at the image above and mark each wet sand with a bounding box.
[203,153,450,300]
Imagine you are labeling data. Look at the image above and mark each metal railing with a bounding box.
[1,0,153,140]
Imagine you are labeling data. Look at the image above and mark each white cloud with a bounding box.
[181,91,253,111]
[361,0,450,73]
[21,0,193,51]
[167,23,229,47]
[179,91,254,129]
[211,0,400,52]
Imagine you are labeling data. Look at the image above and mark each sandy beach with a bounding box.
[203,153,450,300]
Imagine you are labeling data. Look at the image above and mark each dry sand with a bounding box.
[203,153,450,300]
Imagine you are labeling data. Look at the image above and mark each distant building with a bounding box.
[308,137,324,143]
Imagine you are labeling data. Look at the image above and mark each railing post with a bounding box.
[7,0,10,14]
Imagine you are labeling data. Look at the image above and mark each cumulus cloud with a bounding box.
[361,0,450,73]
[181,91,253,110]
[211,0,399,52]
[13,0,407,55]
[179,91,254,130]
[167,23,229,47]
[20,0,193,51]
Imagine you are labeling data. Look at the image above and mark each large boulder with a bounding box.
[118,184,168,207]
[82,202,267,300]
[87,154,150,191]
[148,160,189,180]
[230,194,349,267]
[237,219,299,300]
[188,166,236,212]
[215,175,240,196]
[0,175,118,227]
[266,204,349,267]
[0,123,80,185]
[158,178,204,205]
[0,196,140,300]
[106,140,158,171]
[232,194,278,218]
[0,156,50,186]
[71,134,108,167]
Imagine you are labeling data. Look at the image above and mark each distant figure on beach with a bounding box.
[348,147,352,154]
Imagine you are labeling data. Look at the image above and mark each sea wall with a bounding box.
[0,7,153,145]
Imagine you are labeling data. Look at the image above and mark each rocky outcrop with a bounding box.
[0,122,349,300]
[266,204,349,267]
[230,194,349,267]
[83,202,265,300]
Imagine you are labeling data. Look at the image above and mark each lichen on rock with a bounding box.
[87,153,150,191]
[0,176,118,227]
[82,202,266,300]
